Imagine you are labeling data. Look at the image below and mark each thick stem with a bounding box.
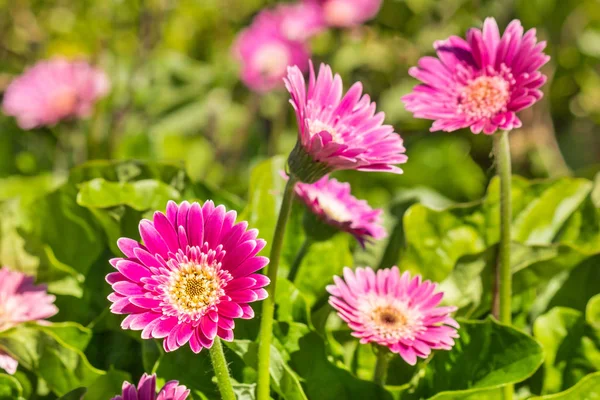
[287,238,311,283]
[256,176,298,400]
[373,348,390,386]
[493,130,513,400]
[209,338,236,400]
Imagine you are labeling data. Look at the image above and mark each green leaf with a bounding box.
[76,178,181,211]
[0,374,23,400]
[84,369,132,400]
[0,323,104,396]
[56,387,86,400]
[533,307,600,394]
[410,318,543,399]
[529,371,600,399]
[587,294,600,330]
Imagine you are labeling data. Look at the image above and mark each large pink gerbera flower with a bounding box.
[2,58,110,130]
[402,18,549,135]
[327,267,459,365]
[310,0,382,27]
[285,62,407,182]
[295,175,386,246]
[0,267,58,374]
[106,200,270,353]
[111,373,189,400]
[233,8,311,93]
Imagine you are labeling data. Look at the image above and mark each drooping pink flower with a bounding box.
[402,18,550,135]
[233,8,311,92]
[295,175,386,246]
[0,267,58,374]
[285,61,407,182]
[310,0,382,27]
[2,58,110,130]
[111,373,190,400]
[327,266,459,365]
[106,200,270,353]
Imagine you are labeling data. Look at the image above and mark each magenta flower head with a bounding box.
[285,61,407,183]
[233,8,310,93]
[106,200,270,353]
[402,18,550,135]
[0,267,58,374]
[274,2,326,42]
[295,175,386,246]
[2,58,110,130]
[111,373,189,400]
[309,0,382,27]
[327,266,459,365]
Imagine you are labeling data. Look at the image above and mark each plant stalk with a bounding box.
[287,238,311,282]
[373,348,390,386]
[209,338,236,400]
[256,176,298,400]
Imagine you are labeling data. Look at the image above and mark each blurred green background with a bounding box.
[0,0,599,205]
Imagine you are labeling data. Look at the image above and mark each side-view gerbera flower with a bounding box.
[327,266,459,365]
[402,17,550,134]
[295,175,386,246]
[2,58,110,130]
[111,373,189,400]
[0,267,58,374]
[285,61,407,182]
[311,0,382,27]
[233,8,310,93]
[106,200,269,353]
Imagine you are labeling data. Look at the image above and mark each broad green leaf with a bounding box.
[76,178,181,211]
[0,323,103,396]
[84,369,132,400]
[587,294,600,330]
[69,160,186,188]
[529,371,600,399]
[545,255,600,313]
[0,174,64,202]
[289,332,392,400]
[410,318,543,399]
[0,374,23,400]
[56,387,86,399]
[533,307,600,394]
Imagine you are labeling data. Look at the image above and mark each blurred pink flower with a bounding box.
[285,61,407,182]
[0,267,58,374]
[107,200,269,353]
[111,373,190,400]
[295,175,386,246]
[2,58,110,130]
[327,266,459,365]
[233,8,310,92]
[402,18,550,135]
[311,0,382,27]
[275,2,326,42]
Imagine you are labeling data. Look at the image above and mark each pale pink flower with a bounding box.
[327,266,459,365]
[2,58,110,130]
[106,201,270,353]
[402,18,550,135]
[295,175,386,246]
[310,0,382,27]
[285,61,407,182]
[275,2,326,42]
[233,8,310,92]
[0,267,58,374]
[111,373,189,400]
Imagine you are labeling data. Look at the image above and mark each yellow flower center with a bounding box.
[457,75,510,119]
[167,261,223,315]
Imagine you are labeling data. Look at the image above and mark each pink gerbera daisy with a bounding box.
[402,18,550,135]
[327,266,459,365]
[274,2,326,42]
[0,267,58,374]
[285,61,407,182]
[106,200,270,353]
[311,0,382,27]
[233,8,311,92]
[295,175,386,246]
[2,58,110,130]
[111,373,189,400]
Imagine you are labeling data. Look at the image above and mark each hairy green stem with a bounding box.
[256,176,298,400]
[287,238,311,283]
[493,130,513,400]
[209,338,236,400]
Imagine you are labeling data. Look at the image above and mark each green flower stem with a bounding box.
[493,130,513,400]
[287,238,312,283]
[373,347,390,386]
[256,175,298,400]
[209,338,236,400]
